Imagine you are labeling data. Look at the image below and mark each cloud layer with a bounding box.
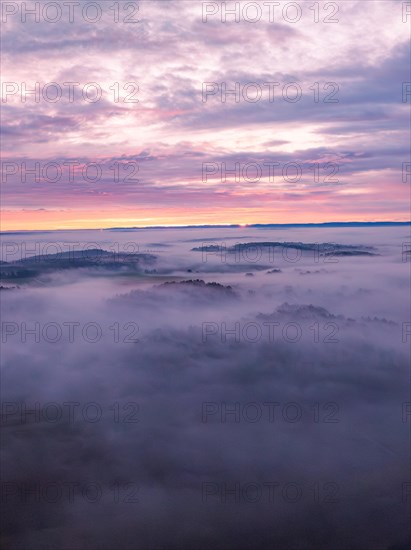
[1,0,410,228]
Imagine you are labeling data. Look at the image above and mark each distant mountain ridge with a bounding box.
[105,221,411,231]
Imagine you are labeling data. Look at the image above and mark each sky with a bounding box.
[1,0,410,230]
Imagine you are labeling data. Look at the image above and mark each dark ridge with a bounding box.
[160,279,234,291]
[191,245,222,252]
[229,242,376,252]
[276,303,338,319]
[0,250,158,281]
[296,268,328,275]
[15,249,156,263]
[110,279,238,306]
[323,250,378,257]
[192,242,377,253]
[256,303,398,326]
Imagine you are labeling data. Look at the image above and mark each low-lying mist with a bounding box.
[1,225,410,549]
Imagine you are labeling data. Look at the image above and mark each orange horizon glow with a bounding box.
[2,209,409,232]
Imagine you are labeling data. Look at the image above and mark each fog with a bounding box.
[1,225,410,549]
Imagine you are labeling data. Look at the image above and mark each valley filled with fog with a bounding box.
[1,224,410,550]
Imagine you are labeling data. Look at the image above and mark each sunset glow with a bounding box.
[1,0,410,231]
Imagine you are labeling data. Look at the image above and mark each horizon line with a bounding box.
[1,221,411,234]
